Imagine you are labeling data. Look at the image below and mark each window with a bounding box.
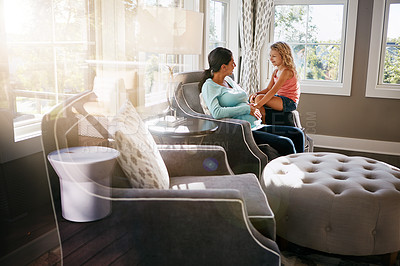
[138,0,202,107]
[269,0,358,96]
[205,0,239,76]
[366,0,400,99]
[209,0,228,50]
[1,0,201,142]
[3,0,95,141]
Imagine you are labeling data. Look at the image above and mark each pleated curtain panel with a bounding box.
[239,0,274,94]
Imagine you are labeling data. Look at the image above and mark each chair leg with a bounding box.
[382,251,398,266]
[305,135,314,152]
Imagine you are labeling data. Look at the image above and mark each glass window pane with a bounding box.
[56,45,92,95]
[209,41,225,50]
[8,46,56,119]
[15,96,56,117]
[158,0,178,7]
[209,0,227,50]
[383,46,400,84]
[306,44,340,81]
[274,5,307,43]
[292,44,305,80]
[8,46,55,92]
[387,3,400,42]
[4,0,201,139]
[308,5,343,44]
[4,0,53,42]
[143,53,170,95]
[4,0,94,132]
[383,3,400,85]
[141,0,179,8]
[54,0,88,42]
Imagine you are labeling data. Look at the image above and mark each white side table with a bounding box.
[48,146,119,222]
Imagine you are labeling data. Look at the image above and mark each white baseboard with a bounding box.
[309,134,400,156]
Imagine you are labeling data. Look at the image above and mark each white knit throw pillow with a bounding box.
[109,100,169,189]
[199,93,211,115]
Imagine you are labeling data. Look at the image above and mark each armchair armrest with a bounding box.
[58,187,280,265]
[195,116,269,178]
[109,187,281,265]
[158,145,234,177]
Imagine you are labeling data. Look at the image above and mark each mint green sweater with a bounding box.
[201,76,258,127]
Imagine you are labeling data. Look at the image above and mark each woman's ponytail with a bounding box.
[198,68,213,92]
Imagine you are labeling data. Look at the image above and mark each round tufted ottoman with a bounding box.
[262,152,400,257]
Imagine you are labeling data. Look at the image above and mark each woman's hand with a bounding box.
[249,104,262,119]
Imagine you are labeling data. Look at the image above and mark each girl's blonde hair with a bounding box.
[270,41,297,75]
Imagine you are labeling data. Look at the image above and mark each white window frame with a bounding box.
[204,0,239,78]
[267,0,358,96]
[366,0,400,99]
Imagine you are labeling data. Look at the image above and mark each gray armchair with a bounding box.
[172,71,313,178]
[41,91,281,265]
[172,71,272,178]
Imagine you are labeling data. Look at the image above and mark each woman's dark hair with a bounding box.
[198,47,233,91]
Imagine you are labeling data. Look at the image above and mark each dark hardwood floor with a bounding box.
[2,205,56,258]
[13,148,400,265]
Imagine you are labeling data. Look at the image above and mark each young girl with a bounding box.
[250,41,300,122]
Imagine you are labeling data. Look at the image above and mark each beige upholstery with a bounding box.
[262,152,400,256]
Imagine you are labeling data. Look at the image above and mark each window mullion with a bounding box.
[304,5,310,80]
[337,0,348,83]
[51,0,60,105]
[378,1,391,85]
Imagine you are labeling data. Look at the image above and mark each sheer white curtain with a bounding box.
[239,0,274,94]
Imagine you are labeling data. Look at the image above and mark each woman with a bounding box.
[199,47,304,156]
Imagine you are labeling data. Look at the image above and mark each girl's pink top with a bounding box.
[273,69,300,103]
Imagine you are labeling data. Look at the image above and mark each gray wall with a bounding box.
[297,0,400,143]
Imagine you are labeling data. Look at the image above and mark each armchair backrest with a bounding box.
[173,71,205,115]
[42,91,91,202]
[42,91,109,153]
[41,91,124,203]
[173,70,204,85]
[173,71,243,116]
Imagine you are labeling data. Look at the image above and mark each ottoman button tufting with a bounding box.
[363,165,374,170]
[364,174,374,179]
[262,152,400,256]
[307,167,318,173]
[278,170,287,175]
